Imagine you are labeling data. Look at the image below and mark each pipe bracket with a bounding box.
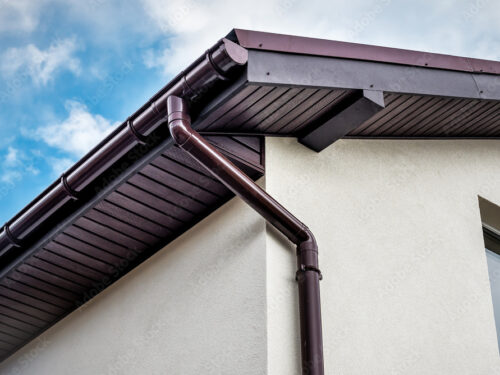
[296,265,323,281]
[60,173,80,200]
[3,224,23,248]
[206,49,229,81]
[127,119,148,145]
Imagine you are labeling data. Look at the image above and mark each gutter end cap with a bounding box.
[222,38,248,65]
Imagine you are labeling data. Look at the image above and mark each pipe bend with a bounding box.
[167,95,193,147]
[297,228,320,276]
[169,119,193,147]
[297,227,317,250]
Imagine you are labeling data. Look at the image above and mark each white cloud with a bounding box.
[140,0,500,76]
[47,157,75,177]
[25,164,40,176]
[1,146,40,185]
[0,0,45,33]
[0,0,157,49]
[0,37,81,85]
[0,169,22,185]
[35,101,119,157]
[1,147,22,185]
[4,146,19,167]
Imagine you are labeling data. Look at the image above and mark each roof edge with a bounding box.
[0,37,248,261]
[231,29,500,75]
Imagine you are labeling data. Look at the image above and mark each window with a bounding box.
[480,196,500,352]
[484,226,500,351]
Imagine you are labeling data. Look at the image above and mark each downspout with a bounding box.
[167,96,324,375]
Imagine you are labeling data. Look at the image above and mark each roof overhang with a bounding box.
[230,29,500,74]
[0,29,498,362]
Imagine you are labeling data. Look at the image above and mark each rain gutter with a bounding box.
[0,38,247,258]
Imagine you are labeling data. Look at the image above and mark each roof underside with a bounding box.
[0,29,499,362]
[0,135,264,360]
[195,85,500,138]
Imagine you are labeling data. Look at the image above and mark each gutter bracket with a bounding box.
[60,173,80,200]
[127,118,148,145]
[3,224,23,248]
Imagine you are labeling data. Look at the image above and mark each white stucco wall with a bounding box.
[265,138,500,375]
[2,138,500,375]
[0,196,267,375]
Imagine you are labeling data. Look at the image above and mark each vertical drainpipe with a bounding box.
[167,95,324,375]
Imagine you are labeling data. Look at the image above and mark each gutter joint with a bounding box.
[3,224,23,248]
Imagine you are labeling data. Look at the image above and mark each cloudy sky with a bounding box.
[0,0,498,223]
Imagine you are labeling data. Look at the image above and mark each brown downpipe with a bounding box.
[167,95,324,375]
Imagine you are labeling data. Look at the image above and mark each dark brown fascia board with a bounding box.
[245,49,500,101]
[229,29,500,75]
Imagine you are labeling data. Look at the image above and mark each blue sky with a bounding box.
[0,0,498,223]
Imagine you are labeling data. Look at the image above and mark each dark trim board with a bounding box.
[247,50,500,101]
[231,29,500,75]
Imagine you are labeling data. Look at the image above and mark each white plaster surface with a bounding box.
[2,138,500,375]
[265,138,500,375]
[0,197,267,375]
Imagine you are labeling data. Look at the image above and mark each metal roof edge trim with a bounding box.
[231,29,500,75]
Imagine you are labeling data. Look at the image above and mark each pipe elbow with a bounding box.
[169,119,192,147]
[167,95,192,147]
[296,227,320,277]
[297,227,318,252]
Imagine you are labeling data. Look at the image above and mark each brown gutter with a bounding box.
[0,38,248,258]
[167,95,324,375]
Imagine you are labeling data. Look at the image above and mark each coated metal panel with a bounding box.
[347,94,500,138]
[233,29,500,74]
[0,136,264,362]
[247,50,500,100]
